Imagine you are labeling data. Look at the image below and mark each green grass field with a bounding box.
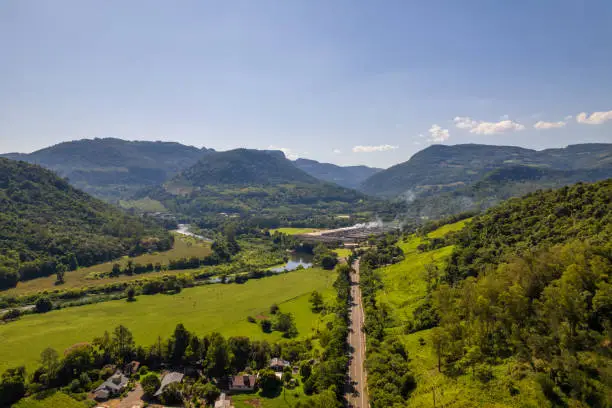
[12,392,87,408]
[375,219,550,407]
[333,248,352,259]
[0,267,336,372]
[270,227,324,235]
[232,385,311,408]
[119,197,167,212]
[4,234,211,296]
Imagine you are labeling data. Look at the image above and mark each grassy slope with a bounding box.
[4,234,211,296]
[12,392,87,408]
[377,219,550,407]
[0,267,335,372]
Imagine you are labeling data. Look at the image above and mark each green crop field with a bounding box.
[270,227,324,235]
[12,392,87,408]
[375,219,550,407]
[0,267,335,372]
[333,248,352,259]
[4,234,211,296]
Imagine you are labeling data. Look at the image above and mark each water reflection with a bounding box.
[270,252,314,272]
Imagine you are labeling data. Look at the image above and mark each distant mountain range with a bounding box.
[361,143,612,198]
[1,138,214,200]
[3,138,611,224]
[293,158,382,189]
[1,138,379,200]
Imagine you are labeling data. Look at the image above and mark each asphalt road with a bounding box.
[346,259,369,408]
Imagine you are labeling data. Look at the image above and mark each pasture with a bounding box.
[4,234,211,296]
[0,267,336,372]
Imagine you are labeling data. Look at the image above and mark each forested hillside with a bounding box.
[1,138,213,200]
[398,163,612,220]
[145,149,375,228]
[429,180,612,406]
[0,158,172,289]
[361,143,612,198]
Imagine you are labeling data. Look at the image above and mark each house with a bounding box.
[269,358,291,372]
[229,374,256,392]
[93,371,129,400]
[154,371,184,397]
[215,393,235,408]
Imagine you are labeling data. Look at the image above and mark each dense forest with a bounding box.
[422,180,612,406]
[0,158,172,289]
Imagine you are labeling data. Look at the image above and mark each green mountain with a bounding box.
[431,179,612,406]
[145,149,372,227]
[1,138,213,200]
[400,163,612,220]
[360,143,612,198]
[0,158,172,289]
[293,158,382,189]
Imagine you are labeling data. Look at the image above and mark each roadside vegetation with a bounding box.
[362,180,612,408]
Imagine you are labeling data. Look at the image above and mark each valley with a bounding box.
[0,140,610,408]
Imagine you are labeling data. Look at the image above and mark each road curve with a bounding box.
[346,259,369,408]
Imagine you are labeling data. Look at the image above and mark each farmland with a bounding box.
[3,234,211,296]
[0,267,336,372]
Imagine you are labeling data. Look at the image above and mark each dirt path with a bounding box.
[346,259,369,408]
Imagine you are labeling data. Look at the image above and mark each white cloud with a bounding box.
[453,116,478,129]
[453,116,525,135]
[427,124,450,143]
[332,149,341,154]
[268,145,299,160]
[534,120,566,129]
[564,115,573,121]
[576,110,612,125]
[352,144,399,153]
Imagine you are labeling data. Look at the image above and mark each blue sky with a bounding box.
[1,0,611,167]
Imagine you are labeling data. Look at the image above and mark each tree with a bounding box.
[112,325,135,363]
[270,303,279,315]
[257,369,281,396]
[111,263,121,276]
[205,333,230,378]
[126,286,136,302]
[171,323,191,364]
[161,382,183,405]
[200,382,221,406]
[39,347,60,385]
[274,313,298,338]
[35,296,53,313]
[0,367,26,406]
[260,319,272,333]
[55,263,67,285]
[229,337,251,373]
[430,328,448,372]
[141,373,161,397]
[309,291,324,313]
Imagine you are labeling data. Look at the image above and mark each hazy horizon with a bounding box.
[2,1,612,167]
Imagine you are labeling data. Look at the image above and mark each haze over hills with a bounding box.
[0,138,213,200]
[360,143,612,198]
[294,158,382,189]
[0,158,172,289]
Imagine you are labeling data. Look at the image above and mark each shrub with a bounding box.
[35,297,53,313]
[141,373,161,397]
